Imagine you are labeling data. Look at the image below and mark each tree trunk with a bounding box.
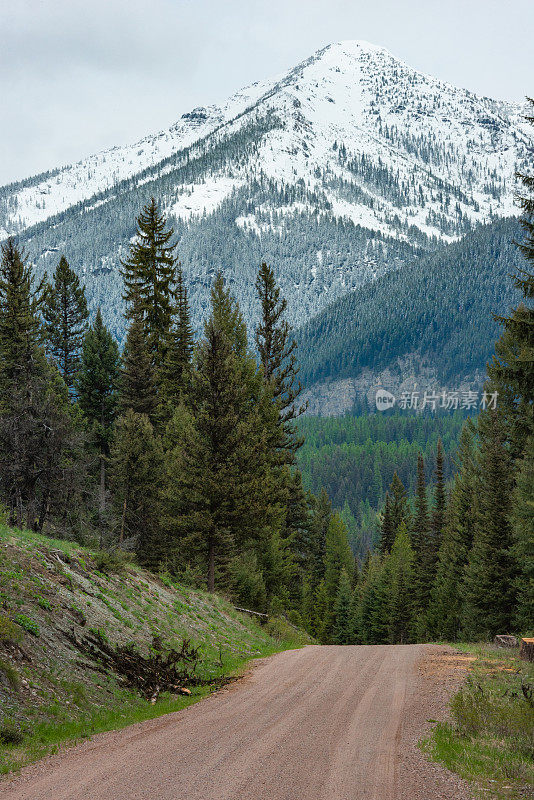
[120,497,127,544]
[36,490,51,533]
[520,638,534,662]
[208,534,215,592]
[99,452,106,549]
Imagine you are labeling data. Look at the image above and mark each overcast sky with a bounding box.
[1,0,533,186]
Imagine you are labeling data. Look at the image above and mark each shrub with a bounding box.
[0,724,24,746]
[13,614,39,636]
[93,549,130,575]
[0,660,20,690]
[0,614,23,644]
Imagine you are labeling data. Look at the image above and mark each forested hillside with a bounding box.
[297,216,524,390]
[297,412,466,556]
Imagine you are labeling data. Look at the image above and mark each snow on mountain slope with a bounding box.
[0,76,276,238]
[0,41,530,350]
[1,40,528,243]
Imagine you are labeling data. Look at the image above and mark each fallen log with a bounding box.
[520,638,534,662]
[234,607,269,619]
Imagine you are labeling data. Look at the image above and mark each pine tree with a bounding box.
[309,489,332,586]
[120,198,176,370]
[210,271,248,358]
[432,438,446,548]
[313,579,329,642]
[322,513,354,642]
[510,434,534,630]
[110,410,163,569]
[415,440,446,628]
[120,314,157,422]
[0,239,44,391]
[255,262,307,454]
[43,256,88,390]
[380,491,394,553]
[489,98,534,452]
[381,473,407,552]
[77,309,120,543]
[391,472,409,531]
[427,424,477,640]
[333,568,352,645]
[163,319,271,592]
[367,557,391,644]
[159,265,193,414]
[0,241,79,530]
[388,523,415,644]
[412,454,429,555]
[461,411,517,639]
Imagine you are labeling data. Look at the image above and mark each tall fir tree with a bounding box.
[255,262,307,453]
[380,492,394,554]
[0,241,80,530]
[380,473,408,552]
[77,309,120,543]
[427,424,477,640]
[120,198,176,370]
[0,239,44,392]
[159,265,193,415]
[333,568,353,645]
[43,256,88,391]
[412,454,430,555]
[415,439,446,632]
[510,434,534,631]
[119,314,157,422]
[388,523,415,644]
[110,410,163,569]
[322,513,354,642]
[461,411,518,639]
[163,317,272,592]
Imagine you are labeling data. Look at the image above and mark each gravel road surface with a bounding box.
[1,644,472,800]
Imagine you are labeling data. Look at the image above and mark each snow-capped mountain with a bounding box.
[0,41,529,338]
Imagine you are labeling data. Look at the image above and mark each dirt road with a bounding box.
[2,644,472,800]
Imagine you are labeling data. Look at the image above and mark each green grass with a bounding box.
[424,643,534,800]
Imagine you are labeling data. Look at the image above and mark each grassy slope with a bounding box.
[424,643,534,800]
[0,525,312,775]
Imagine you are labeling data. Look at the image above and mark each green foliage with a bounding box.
[159,265,193,417]
[0,614,23,644]
[77,308,120,453]
[0,725,24,746]
[425,645,534,800]
[119,315,157,422]
[297,412,463,559]
[332,568,352,644]
[511,435,534,630]
[461,412,517,640]
[297,217,524,388]
[0,660,20,690]
[14,614,40,636]
[229,552,267,611]
[93,549,129,576]
[120,197,177,370]
[109,410,162,570]
[43,255,88,389]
